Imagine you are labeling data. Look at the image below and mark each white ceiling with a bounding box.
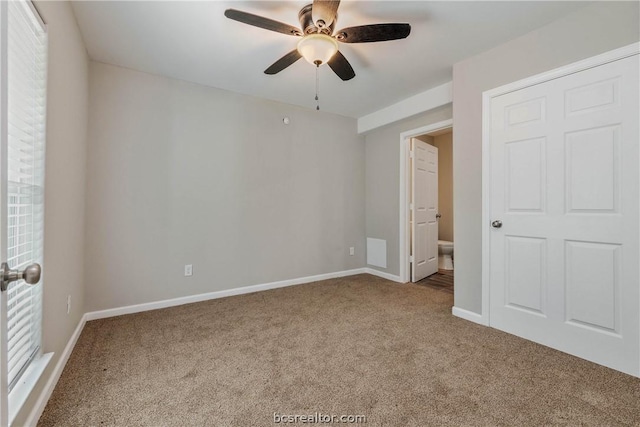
[71,1,588,118]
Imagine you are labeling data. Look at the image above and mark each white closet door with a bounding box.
[489,55,639,376]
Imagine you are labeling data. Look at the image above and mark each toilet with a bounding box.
[438,240,454,270]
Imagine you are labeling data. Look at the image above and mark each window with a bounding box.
[3,0,47,394]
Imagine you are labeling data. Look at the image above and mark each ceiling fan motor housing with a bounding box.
[299,4,336,35]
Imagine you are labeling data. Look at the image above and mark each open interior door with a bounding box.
[411,138,438,282]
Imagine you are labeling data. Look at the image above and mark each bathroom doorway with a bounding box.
[399,120,454,292]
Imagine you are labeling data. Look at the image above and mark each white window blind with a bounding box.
[5,0,47,392]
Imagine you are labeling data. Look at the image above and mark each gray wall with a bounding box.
[453,1,640,314]
[15,1,89,425]
[432,132,453,243]
[364,105,453,276]
[84,62,365,312]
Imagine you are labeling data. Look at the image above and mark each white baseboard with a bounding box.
[85,268,369,321]
[24,313,87,427]
[452,306,487,326]
[364,268,404,283]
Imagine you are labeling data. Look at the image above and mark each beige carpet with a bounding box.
[39,274,640,426]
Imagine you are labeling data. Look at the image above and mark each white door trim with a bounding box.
[481,42,640,327]
[399,119,453,283]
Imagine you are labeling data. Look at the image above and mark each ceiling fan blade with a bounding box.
[312,0,340,28]
[335,23,411,43]
[224,9,302,36]
[328,51,355,81]
[264,50,303,75]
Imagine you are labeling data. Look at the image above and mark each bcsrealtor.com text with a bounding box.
[274,412,366,424]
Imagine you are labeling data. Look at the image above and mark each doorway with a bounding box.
[399,119,453,291]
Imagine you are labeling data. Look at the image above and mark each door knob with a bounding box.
[491,220,503,229]
[436,213,442,219]
[1,262,41,292]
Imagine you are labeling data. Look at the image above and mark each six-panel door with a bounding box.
[411,139,439,282]
[489,55,639,376]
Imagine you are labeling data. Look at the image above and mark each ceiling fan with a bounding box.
[224,0,411,81]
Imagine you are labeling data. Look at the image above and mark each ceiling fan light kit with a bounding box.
[297,34,338,65]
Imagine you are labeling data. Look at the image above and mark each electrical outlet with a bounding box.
[184,264,193,277]
[67,295,71,315]
[349,247,355,256]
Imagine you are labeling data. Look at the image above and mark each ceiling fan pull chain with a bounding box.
[315,63,320,111]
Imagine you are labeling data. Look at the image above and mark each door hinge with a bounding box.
[409,203,414,210]
[409,150,414,159]
[409,255,414,263]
